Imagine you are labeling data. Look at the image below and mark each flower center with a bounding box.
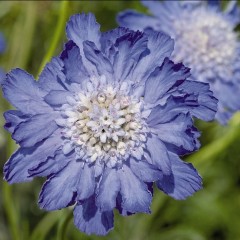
[172,8,238,82]
[58,78,147,167]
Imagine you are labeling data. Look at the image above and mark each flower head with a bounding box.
[118,0,240,124]
[2,13,217,235]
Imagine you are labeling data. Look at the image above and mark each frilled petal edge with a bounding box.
[74,196,114,236]
[156,153,202,200]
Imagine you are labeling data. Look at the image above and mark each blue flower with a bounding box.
[118,0,240,124]
[2,13,217,235]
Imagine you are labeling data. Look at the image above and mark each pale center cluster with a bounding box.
[58,77,147,167]
[172,7,238,82]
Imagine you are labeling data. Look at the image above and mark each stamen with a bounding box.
[60,78,146,167]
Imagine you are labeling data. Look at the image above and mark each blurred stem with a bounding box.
[7,2,37,70]
[56,209,72,240]
[130,193,168,240]
[2,183,20,240]
[30,211,62,240]
[187,113,240,167]
[36,1,69,78]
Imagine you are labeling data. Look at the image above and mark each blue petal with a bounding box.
[117,10,160,31]
[112,31,148,82]
[225,1,240,24]
[94,163,104,178]
[83,41,114,80]
[28,150,70,177]
[12,113,58,148]
[4,132,62,183]
[118,164,152,214]
[149,113,200,154]
[100,27,132,56]
[44,90,72,107]
[142,0,186,24]
[2,69,50,115]
[173,80,218,121]
[147,82,217,124]
[129,158,162,182]
[66,13,101,50]
[60,40,89,84]
[215,103,233,125]
[156,153,202,200]
[96,168,120,212]
[144,58,191,104]
[4,110,29,134]
[38,57,66,92]
[66,13,102,77]
[38,158,80,211]
[207,0,221,8]
[141,0,178,18]
[132,30,174,83]
[146,135,171,175]
[76,164,95,201]
[214,81,240,113]
[74,196,114,236]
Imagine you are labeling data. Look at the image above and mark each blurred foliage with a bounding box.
[0,1,240,240]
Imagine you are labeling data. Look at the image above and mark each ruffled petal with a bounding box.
[173,80,218,121]
[38,57,66,91]
[118,164,152,214]
[83,41,114,81]
[144,58,190,104]
[12,113,58,148]
[100,27,132,56]
[146,135,171,175]
[4,132,62,183]
[4,110,29,134]
[112,31,148,82]
[66,13,101,50]
[60,40,89,84]
[129,158,162,182]
[76,164,95,201]
[74,196,114,236]
[96,168,120,212]
[147,82,217,125]
[2,69,50,114]
[28,150,69,177]
[44,90,72,107]
[132,30,174,83]
[38,157,79,211]
[150,113,200,155]
[157,153,202,200]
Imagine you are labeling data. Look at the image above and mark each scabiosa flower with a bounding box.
[118,0,240,124]
[2,13,217,235]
